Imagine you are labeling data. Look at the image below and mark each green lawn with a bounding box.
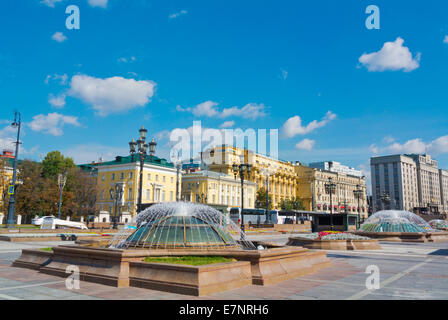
[144,256,235,266]
[0,224,40,229]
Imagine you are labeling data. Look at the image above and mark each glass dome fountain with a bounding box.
[108,202,256,250]
[359,210,433,233]
[428,219,448,230]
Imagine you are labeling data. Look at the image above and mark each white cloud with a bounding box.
[220,121,235,128]
[280,69,288,80]
[281,111,336,138]
[427,135,448,155]
[45,73,68,85]
[387,138,427,154]
[169,10,188,19]
[359,37,420,72]
[87,0,108,8]
[444,35,448,44]
[68,74,156,116]
[40,0,63,7]
[220,103,267,120]
[28,113,80,136]
[0,125,16,151]
[118,56,136,64]
[369,144,379,154]
[372,135,448,156]
[295,139,315,151]
[177,101,267,120]
[48,93,66,108]
[62,144,127,164]
[357,163,372,194]
[188,101,219,117]
[52,32,67,42]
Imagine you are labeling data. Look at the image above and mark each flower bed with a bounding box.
[297,231,371,241]
[287,231,381,250]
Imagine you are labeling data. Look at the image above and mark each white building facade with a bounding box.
[371,154,447,214]
[371,155,419,212]
[309,161,364,178]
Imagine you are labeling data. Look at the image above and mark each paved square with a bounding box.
[0,236,447,300]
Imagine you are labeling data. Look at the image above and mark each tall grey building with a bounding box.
[408,154,442,212]
[371,154,446,214]
[371,155,419,212]
[308,161,364,178]
[440,169,448,214]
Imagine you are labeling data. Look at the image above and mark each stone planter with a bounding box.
[286,237,381,250]
[352,231,448,243]
[12,249,53,270]
[129,260,252,296]
[12,244,332,295]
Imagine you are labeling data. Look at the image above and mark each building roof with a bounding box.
[79,154,174,171]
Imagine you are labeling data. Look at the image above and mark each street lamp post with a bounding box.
[324,177,336,231]
[109,184,123,230]
[57,170,68,220]
[6,112,21,228]
[308,176,315,212]
[129,127,156,213]
[260,165,276,224]
[233,155,252,239]
[170,149,181,202]
[380,191,390,211]
[353,184,363,229]
[265,176,270,223]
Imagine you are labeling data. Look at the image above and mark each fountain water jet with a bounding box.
[108,202,256,250]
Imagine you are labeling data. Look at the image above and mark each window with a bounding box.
[129,172,133,179]
[171,177,174,183]
[111,173,115,180]
[162,190,166,201]
[147,173,151,180]
[163,176,166,182]
[146,189,150,200]
[120,172,124,180]
[170,191,173,201]
[128,188,133,200]
[156,175,159,181]
[101,174,105,181]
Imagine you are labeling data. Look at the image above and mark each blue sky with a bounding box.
[1,0,448,190]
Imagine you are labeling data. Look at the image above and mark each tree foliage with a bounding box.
[13,152,99,221]
[255,188,273,210]
[279,197,306,211]
[41,151,76,178]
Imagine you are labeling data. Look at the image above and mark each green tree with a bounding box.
[280,197,306,211]
[0,158,10,215]
[15,152,99,222]
[15,160,50,221]
[41,151,76,178]
[255,188,272,210]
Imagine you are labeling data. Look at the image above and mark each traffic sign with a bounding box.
[8,185,14,195]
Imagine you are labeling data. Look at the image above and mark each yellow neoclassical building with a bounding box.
[181,170,257,213]
[201,145,297,209]
[0,152,14,222]
[87,154,180,218]
[294,163,368,218]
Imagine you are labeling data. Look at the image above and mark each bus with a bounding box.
[229,208,274,225]
[229,208,314,225]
